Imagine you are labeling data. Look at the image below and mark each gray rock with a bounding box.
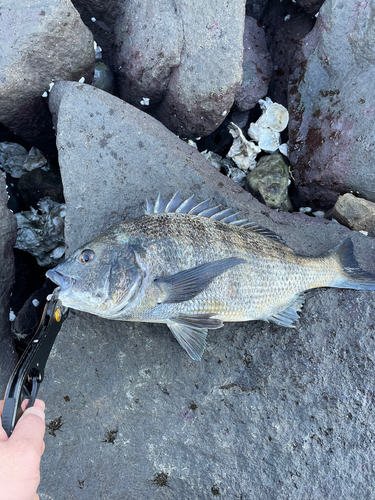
[331,193,375,237]
[246,153,292,211]
[41,81,375,499]
[115,0,183,107]
[153,0,246,137]
[288,0,375,208]
[0,174,18,393]
[234,17,273,112]
[0,0,95,153]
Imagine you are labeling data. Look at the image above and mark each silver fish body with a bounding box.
[46,193,375,360]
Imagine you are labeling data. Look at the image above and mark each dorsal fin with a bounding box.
[144,192,287,245]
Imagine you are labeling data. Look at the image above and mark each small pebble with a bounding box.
[91,17,96,22]
[312,211,325,217]
[140,97,150,106]
[32,299,40,307]
[359,230,368,236]
[9,309,16,322]
[78,77,85,84]
[299,207,312,214]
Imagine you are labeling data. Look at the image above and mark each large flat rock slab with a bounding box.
[39,81,375,499]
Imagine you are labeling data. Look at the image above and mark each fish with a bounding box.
[46,192,375,361]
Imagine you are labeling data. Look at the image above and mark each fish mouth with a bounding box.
[46,269,75,291]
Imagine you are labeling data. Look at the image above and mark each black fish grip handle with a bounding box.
[1,293,68,437]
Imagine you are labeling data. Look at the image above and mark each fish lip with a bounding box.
[46,269,75,291]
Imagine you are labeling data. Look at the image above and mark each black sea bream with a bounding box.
[46,192,375,360]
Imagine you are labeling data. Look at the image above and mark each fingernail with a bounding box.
[22,407,45,421]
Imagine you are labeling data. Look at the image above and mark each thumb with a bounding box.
[11,406,46,450]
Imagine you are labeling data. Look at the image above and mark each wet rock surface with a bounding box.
[288,0,375,208]
[0,0,95,154]
[246,153,292,211]
[331,194,375,237]
[33,82,375,500]
[0,175,18,390]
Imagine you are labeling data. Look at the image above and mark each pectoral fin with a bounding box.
[167,315,223,361]
[154,257,246,304]
[268,294,305,328]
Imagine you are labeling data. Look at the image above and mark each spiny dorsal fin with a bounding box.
[145,191,287,245]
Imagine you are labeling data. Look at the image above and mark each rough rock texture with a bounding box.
[0,0,95,155]
[246,153,292,211]
[331,193,375,237]
[115,0,183,107]
[0,175,18,393]
[40,81,375,499]
[135,0,245,138]
[288,0,375,209]
[296,0,325,16]
[234,17,273,111]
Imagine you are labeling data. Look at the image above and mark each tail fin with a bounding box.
[332,238,375,290]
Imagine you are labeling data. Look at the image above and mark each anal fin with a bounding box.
[167,315,223,361]
[268,294,305,328]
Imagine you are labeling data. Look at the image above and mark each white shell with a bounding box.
[248,122,280,153]
[265,103,289,132]
[278,143,289,157]
[248,98,289,153]
[227,122,261,171]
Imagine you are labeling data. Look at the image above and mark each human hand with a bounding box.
[0,398,46,500]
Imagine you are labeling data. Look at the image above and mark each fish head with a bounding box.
[46,233,144,317]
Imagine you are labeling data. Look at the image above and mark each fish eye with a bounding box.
[80,249,95,263]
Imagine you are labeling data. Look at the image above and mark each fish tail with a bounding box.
[330,238,375,290]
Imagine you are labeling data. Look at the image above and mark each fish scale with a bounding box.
[46,192,375,361]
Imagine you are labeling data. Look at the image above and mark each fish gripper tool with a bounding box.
[1,293,68,437]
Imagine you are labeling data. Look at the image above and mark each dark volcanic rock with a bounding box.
[234,17,273,112]
[246,0,270,20]
[0,175,18,393]
[296,0,325,16]
[262,0,315,108]
[288,0,375,209]
[17,167,64,208]
[42,81,375,499]
[0,0,95,155]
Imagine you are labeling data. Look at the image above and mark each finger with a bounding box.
[21,398,46,412]
[10,406,46,455]
[33,494,39,500]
